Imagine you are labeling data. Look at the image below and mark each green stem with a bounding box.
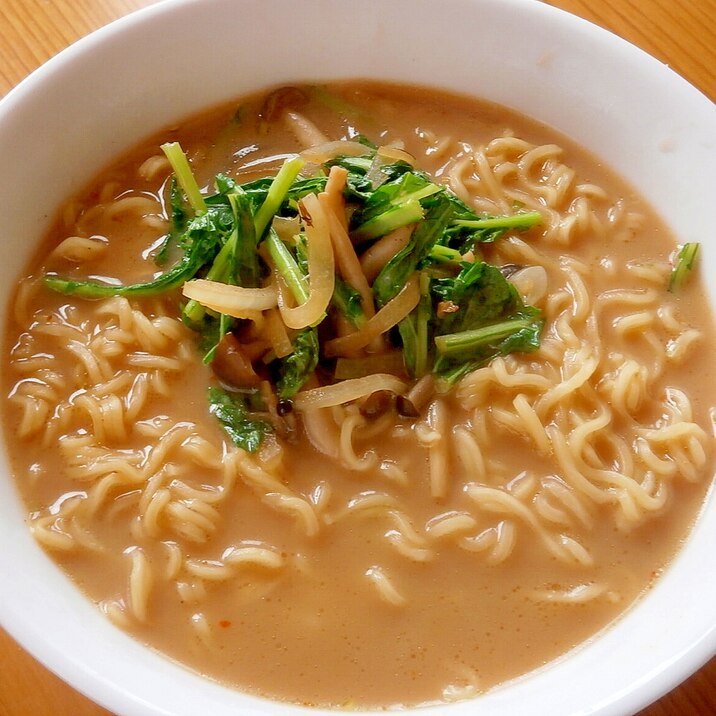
[352,199,424,242]
[453,211,542,231]
[254,156,305,238]
[429,244,463,263]
[160,141,207,214]
[415,271,432,377]
[668,242,700,292]
[265,229,309,304]
[182,228,238,325]
[435,318,534,356]
[44,239,209,299]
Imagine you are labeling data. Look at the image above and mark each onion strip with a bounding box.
[264,307,293,358]
[318,187,375,320]
[324,274,420,357]
[377,145,415,165]
[283,111,328,148]
[294,374,408,411]
[321,164,349,233]
[277,193,335,329]
[300,140,372,164]
[359,225,414,283]
[182,279,277,317]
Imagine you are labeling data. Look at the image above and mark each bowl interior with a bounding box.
[0,1,714,715]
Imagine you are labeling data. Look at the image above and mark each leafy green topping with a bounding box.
[44,135,551,448]
[351,170,442,242]
[414,271,433,378]
[161,142,207,214]
[433,262,519,334]
[276,329,320,400]
[372,194,454,306]
[431,261,543,382]
[44,229,221,299]
[434,311,543,384]
[669,243,700,292]
[254,157,305,238]
[207,387,271,453]
[266,228,309,304]
[154,177,187,266]
[332,277,366,327]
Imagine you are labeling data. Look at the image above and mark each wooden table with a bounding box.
[0,0,714,714]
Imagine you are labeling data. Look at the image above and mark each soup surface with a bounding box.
[3,83,715,708]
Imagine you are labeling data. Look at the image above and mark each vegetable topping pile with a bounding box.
[44,134,552,451]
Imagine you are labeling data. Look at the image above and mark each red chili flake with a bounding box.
[219,620,232,628]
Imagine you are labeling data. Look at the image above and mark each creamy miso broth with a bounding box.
[3,82,715,708]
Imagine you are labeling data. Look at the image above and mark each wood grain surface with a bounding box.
[0,1,714,715]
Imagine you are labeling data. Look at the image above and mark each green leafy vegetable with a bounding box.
[452,211,543,232]
[178,203,239,327]
[414,271,433,378]
[372,194,454,306]
[434,311,543,384]
[433,261,519,334]
[265,228,309,303]
[161,141,207,214]
[352,170,442,242]
[44,228,222,299]
[442,201,541,254]
[332,277,366,327]
[228,189,261,288]
[669,243,700,292]
[198,316,229,363]
[154,177,188,266]
[207,387,271,453]
[397,314,419,379]
[429,244,463,264]
[254,156,305,238]
[431,261,543,382]
[275,328,319,400]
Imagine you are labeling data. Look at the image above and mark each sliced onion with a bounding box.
[264,307,293,358]
[300,140,372,164]
[321,164,349,233]
[365,157,390,190]
[182,279,277,317]
[294,374,408,411]
[363,145,414,189]
[283,110,328,148]
[271,214,301,243]
[359,225,413,283]
[277,193,335,329]
[302,407,340,458]
[509,265,548,305]
[377,145,415,165]
[318,191,375,319]
[324,275,420,357]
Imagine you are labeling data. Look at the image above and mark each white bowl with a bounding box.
[0,1,714,715]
